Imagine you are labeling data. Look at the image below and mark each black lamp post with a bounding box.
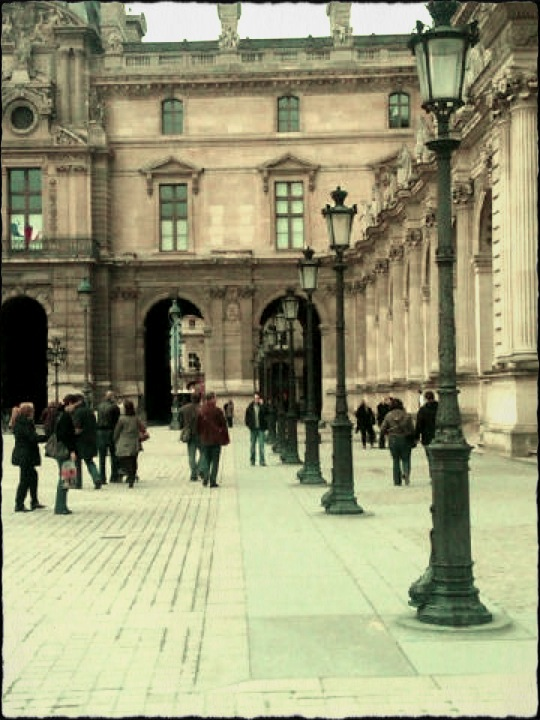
[297,248,326,485]
[47,337,68,405]
[273,311,287,454]
[407,1,490,626]
[263,325,278,445]
[77,277,93,407]
[168,299,182,430]
[320,188,363,515]
[280,289,302,464]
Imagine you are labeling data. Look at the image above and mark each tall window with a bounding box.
[162,99,183,134]
[388,92,410,128]
[277,95,299,132]
[8,168,42,251]
[275,181,304,250]
[160,184,188,251]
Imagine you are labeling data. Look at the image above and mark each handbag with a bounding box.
[45,433,69,461]
[60,459,77,489]
[138,420,150,443]
[180,426,192,443]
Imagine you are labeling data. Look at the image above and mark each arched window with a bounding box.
[162,99,183,135]
[388,92,410,129]
[277,96,299,132]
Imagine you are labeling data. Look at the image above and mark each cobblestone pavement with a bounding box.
[1,424,537,718]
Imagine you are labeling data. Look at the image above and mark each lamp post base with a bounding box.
[297,465,326,484]
[280,449,302,465]
[416,578,492,627]
[321,418,363,514]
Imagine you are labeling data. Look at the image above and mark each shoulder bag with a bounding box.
[45,433,70,461]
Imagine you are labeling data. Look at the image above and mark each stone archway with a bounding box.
[0,296,48,419]
[144,296,205,424]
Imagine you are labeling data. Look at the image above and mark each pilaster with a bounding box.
[389,244,405,383]
[452,178,476,373]
[406,229,424,381]
[374,258,390,384]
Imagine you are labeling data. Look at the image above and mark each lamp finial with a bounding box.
[427,0,459,27]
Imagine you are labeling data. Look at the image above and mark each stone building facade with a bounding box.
[1,1,537,455]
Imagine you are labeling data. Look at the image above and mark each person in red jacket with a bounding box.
[196,391,229,487]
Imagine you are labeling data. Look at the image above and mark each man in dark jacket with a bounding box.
[354,400,376,448]
[415,390,438,473]
[179,392,202,481]
[197,392,229,487]
[376,396,392,449]
[72,394,101,489]
[96,390,120,484]
[244,392,269,466]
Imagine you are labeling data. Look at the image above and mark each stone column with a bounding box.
[453,180,476,373]
[374,259,390,384]
[473,255,493,374]
[406,229,424,381]
[207,287,227,394]
[364,274,377,385]
[58,49,71,124]
[508,94,538,361]
[389,245,405,383]
[355,280,367,382]
[72,49,85,126]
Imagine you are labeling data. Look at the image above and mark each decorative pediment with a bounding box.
[139,156,204,195]
[2,84,54,117]
[257,153,320,193]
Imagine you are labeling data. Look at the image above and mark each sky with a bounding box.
[126,2,433,42]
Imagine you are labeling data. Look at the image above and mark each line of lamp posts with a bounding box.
[46,277,93,406]
[254,2,493,629]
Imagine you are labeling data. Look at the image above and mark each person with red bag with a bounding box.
[196,391,229,488]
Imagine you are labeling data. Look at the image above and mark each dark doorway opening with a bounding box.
[0,296,48,420]
[261,295,322,418]
[144,297,203,424]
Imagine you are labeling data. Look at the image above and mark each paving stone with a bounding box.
[2,426,537,717]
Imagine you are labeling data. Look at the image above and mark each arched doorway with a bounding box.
[144,297,204,424]
[260,295,322,417]
[0,296,48,420]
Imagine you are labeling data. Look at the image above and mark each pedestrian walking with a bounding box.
[376,396,392,448]
[54,395,79,515]
[245,391,268,466]
[11,402,47,512]
[96,390,120,484]
[113,399,142,488]
[354,400,376,448]
[224,399,235,428]
[415,390,439,474]
[197,391,230,487]
[380,397,416,486]
[179,392,202,481]
[72,394,102,489]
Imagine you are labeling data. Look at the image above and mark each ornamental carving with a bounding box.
[2,85,54,117]
[218,3,240,50]
[374,258,389,275]
[452,180,474,205]
[210,287,227,299]
[238,286,256,299]
[490,71,538,118]
[48,178,57,234]
[53,127,87,146]
[389,245,404,262]
[406,229,423,248]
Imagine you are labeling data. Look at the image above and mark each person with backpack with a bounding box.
[380,397,416,486]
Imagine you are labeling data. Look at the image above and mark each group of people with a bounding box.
[355,391,439,486]
[10,391,148,515]
[178,391,230,487]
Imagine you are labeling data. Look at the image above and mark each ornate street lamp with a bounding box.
[263,325,278,445]
[407,1,490,627]
[320,187,363,515]
[77,277,93,407]
[280,288,302,464]
[47,337,68,405]
[272,311,287,454]
[168,298,182,430]
[297,248,326,485]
